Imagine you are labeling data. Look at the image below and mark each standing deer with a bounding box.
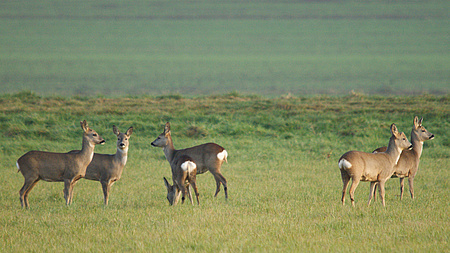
[69,125,133,205]
[372,116,434,200]
[339,124,412,207]
[16,120,105,208]
[163,155,199,205]
[151,122,228,203]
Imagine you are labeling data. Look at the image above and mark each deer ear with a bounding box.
[113,125,120,136]
[126,126,133,136]
[80,120,89,132]
[390,123,399,137]
[413,116,420,129]
[163,177,171,191]
[418,117,423,127]
[164,122,171,134]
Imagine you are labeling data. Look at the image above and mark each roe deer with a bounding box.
[151,122,228,200]
[69,125,133,205]
[163,155,199,205]
[16,120,105,208]
[339,124,412,207]
[372,116,434,200]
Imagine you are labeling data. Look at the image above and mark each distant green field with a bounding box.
[0,1,448,97]
[0,93,449,252]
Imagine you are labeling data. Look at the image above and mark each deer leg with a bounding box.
[179,182,187,204]
[68,178,81,205]
[378,180,387,207]
[399,178,405,200]
[20,178,40,208]
[23,180,40,208]
[408,176,415,200]
[340,170,350,205]
[190,178,200,205]
[64,179,78,205]
[349,178,360,207]
[174,189,182,205]
[69,175,85,205]
[68,182,75,205]
[63,180,70,205]
[211,171,227,199]
[69,182,76,205]
[185,184,194,205]
[170,181,182,206]
[214,178,221,197]
[101,180,111,205]
[373,183,378,202]
[190,175,200,205]
[368,181,377,206]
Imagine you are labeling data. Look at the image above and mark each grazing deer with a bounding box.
[372,116,434,200]
[163,155,199,205]
[16,120,105,208]
[69,125,133,205]
[338,124,412,207]
[151,122,228,202]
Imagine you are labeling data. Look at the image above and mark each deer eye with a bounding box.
[93,133,97,137]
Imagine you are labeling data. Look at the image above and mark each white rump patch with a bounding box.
[181,161,196,173]
[217,150,228,162]
[339,159,352,169]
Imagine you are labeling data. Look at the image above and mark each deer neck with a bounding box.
[410,130,423,159]
[78,135,95,164]
[114,147,128,166]
[163,137,176,163]
[384,136,402,166]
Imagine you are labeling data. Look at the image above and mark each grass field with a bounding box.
[1,1,449,251]
[1,1,449,97]
[0,92,449,252]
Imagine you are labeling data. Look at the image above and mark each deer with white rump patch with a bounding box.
[69,125,133,205]
[339,123,412,207]
[372,116,434,200]
[163,155,199,205]
[16,120,105,208]
[151,122,228,204]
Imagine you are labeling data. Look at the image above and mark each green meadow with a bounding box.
[1,0,449,252]
[0,0,449,96]
[0,93,449,252]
